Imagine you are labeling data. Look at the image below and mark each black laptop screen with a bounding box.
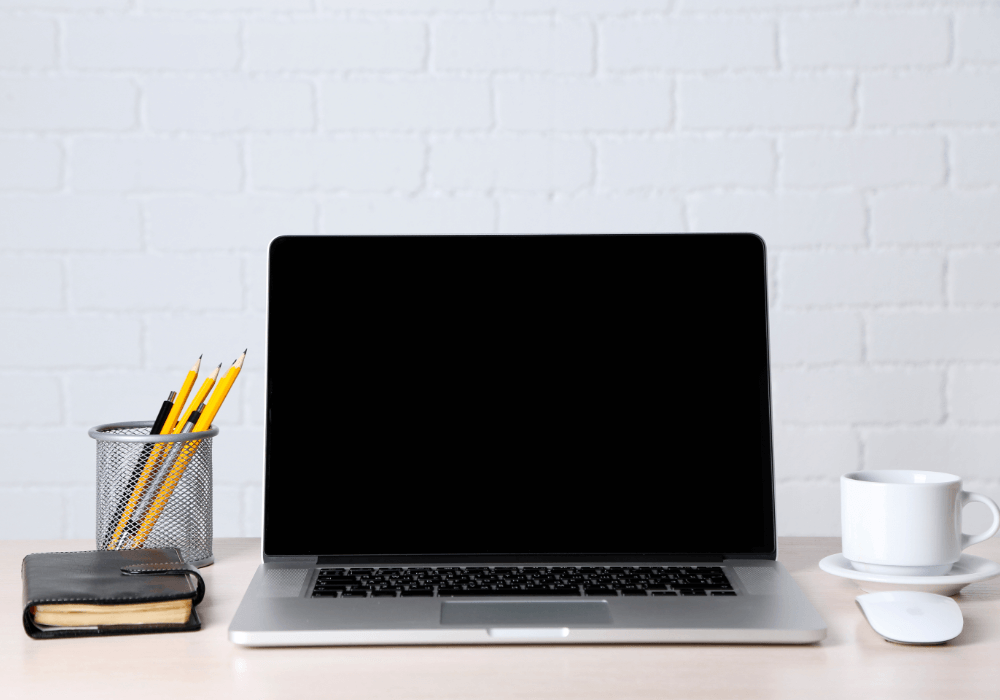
[264,234,776,560]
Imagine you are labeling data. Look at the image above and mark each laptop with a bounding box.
[229,233,827,646]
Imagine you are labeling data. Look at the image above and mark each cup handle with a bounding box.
[961,491,1000,549]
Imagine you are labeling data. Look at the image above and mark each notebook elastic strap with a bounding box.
[121,562,205,605]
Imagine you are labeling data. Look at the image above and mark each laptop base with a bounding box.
[229,560,826,646]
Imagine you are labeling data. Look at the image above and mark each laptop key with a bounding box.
[340,590,368,598]
[401,589,434,597]
[621,589,647,596]
[711,591,737,596]
[679,590,707,596]
[650,591,678,596]
[372,590,397,597]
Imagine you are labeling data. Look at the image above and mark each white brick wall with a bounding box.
[72,139,242,193]
[69,254,243,311]
[251,137,424,192]
[323,195,495,234]
[784,15,950,68]
[688,192,866,247]
[782,251,944,306]
[863,73,1000,127]
[499,194,684,233]
[951,252,1000,304]
[0,139,62,190]
[0,18,56,69]
[600,138,775,189]
[870,312,1000,362]
[66,19,240,70]
[0,78,136,130]
[496,79,672,131]
[956,12,1000,64]
[0,1,997,540]
[873,191,1000,245]
[436,19,592,73]
[0,256,63,310]
[324,79,492,130]
[247,21,426,72]
[679,77,853,129]
[782,135,945,188]
[602,19,776,71]
[954,134,1000,186]
[145,79,314,132]
[772,368,944,424]
[430,137,592,192]
[0,197,142,250]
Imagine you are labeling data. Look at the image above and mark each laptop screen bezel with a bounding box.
[260,233,777,563]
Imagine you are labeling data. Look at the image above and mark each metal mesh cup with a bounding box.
[90,421,218,567]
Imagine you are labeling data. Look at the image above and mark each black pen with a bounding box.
[150,391,177,436]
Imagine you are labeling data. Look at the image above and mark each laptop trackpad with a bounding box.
[440,601,613,626]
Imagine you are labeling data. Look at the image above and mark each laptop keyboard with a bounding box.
[311,565,736,598]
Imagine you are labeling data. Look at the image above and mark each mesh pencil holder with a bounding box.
[90,421,218,568]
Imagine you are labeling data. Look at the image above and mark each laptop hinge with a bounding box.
[314,554,725,566]
[263,555,319,564]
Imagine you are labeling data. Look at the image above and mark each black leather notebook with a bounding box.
[22,548,204,639]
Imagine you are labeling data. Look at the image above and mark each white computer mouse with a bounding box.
[856,591,963,645]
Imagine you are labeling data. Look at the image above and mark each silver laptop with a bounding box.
[229,233,826,646]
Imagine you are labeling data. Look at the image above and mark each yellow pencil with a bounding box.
[161,355,201,435]
[132,350,245,546]
[171,363,221,434]
[194,351,243,431]
[107,354,201,549]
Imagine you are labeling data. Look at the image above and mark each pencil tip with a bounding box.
[243,348,247,354]
[199,353,203,359]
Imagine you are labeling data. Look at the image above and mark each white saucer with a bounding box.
[819,553,1000,596]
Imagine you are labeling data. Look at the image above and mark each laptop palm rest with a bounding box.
[440,601,613,627]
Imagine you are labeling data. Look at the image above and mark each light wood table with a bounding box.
[4,537,1000,699]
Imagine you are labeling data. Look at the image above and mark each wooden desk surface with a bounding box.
[4,537,1000,699]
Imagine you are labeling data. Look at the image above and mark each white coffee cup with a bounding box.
[841,470,1000,576]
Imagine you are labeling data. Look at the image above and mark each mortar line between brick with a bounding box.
[943,132,953,187]
[946,10,956,68]
[940,369,950,426]
[942,251,951,307]
[57,372,68,429]
[53,15,64,71]
[237,16,248,73]
[857,427,867,472]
